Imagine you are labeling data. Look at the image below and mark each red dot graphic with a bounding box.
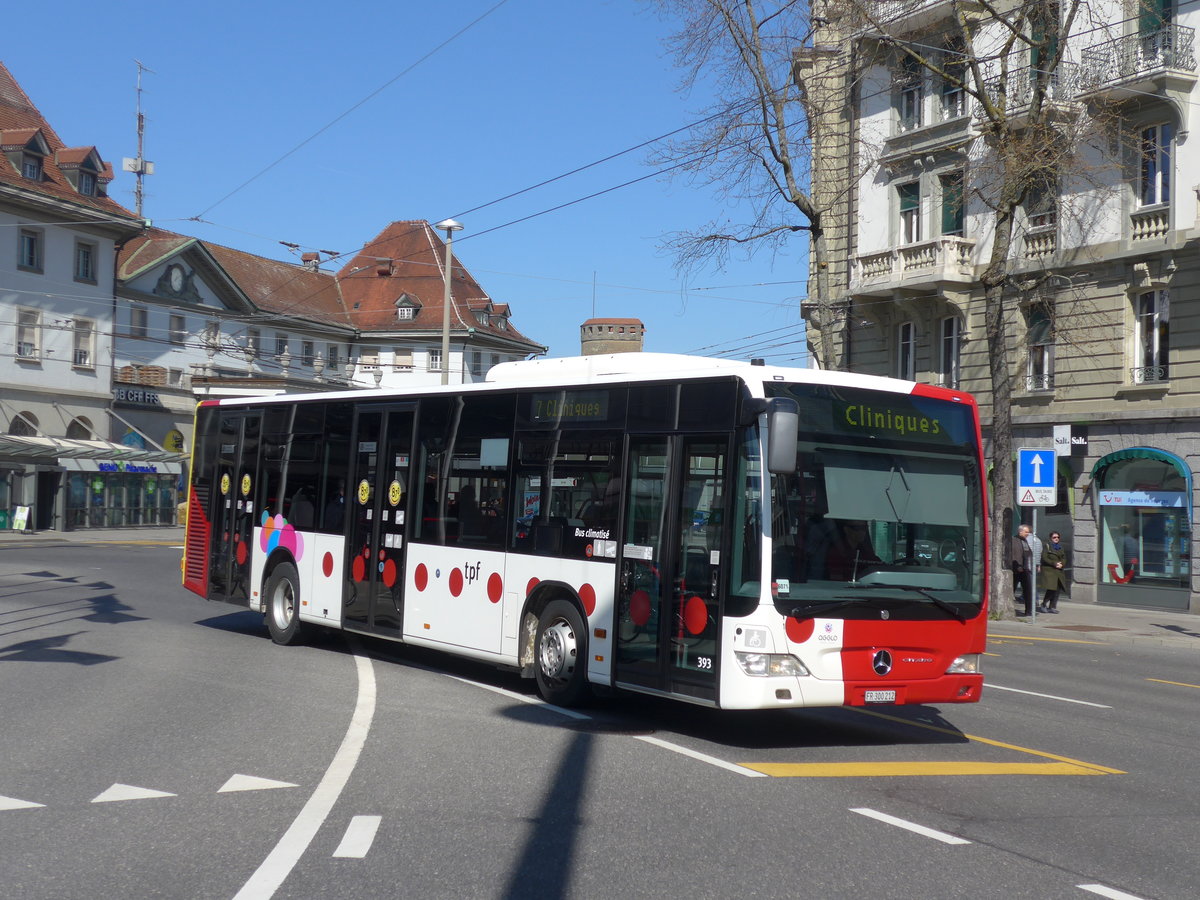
[322,552,334,577]
[526,577,540,598]
[382,559,397,588]
[414,564,428,592]
[487,572,503,604]
[236,541,247,565]
[579,584,596,617]
[352,556,365,582]
[684,596,708,635]
[785,616,815,644]
[449,568,464,597]
[630,589,651,626]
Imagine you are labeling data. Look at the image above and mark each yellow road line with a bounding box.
[741,761,1108,777]
[1148,677,1200,690]
[988,633,1105,645]
[855,708,1125,774]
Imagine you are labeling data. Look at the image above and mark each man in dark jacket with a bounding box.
[1010,525,1036,616]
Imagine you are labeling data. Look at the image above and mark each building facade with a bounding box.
[1,62,545,532]
[802,1,1200,612]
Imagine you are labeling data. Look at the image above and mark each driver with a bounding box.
[825,520,881,581]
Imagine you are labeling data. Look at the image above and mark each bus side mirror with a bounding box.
[766,398,799,475]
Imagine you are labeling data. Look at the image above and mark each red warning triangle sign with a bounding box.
[1020,489,1036,503]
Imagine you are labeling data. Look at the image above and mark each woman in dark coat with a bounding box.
[1039,531,1069,613]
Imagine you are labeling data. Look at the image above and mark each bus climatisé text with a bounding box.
[182,353,987,709]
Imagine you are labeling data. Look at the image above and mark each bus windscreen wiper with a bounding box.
[847,582,969,621]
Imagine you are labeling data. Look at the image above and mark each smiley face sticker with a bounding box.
[357,479,371,505]
[240,474,251,497]
[220,473,231,496]
[388,480,403,507]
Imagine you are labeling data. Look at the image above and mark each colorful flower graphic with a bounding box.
[260,511,305,560]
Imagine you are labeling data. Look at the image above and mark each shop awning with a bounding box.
[1090,447,1192,484]
[0,434,186,467]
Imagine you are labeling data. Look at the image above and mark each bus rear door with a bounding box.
[208,410,262,605]
[615,435,729,704]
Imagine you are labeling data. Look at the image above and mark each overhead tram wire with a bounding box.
[191,0,513,221]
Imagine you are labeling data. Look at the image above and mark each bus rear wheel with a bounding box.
[535,600,590,707]
[265,563,303,645]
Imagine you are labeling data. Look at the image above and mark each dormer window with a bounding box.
[496,317,508,331]
[21,154,42,181]
[475,311,490,326]
[397,306,415,320]
[78,171,97,196]
[394,293,420,321]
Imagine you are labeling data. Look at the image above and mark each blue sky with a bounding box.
[6,0,809,363]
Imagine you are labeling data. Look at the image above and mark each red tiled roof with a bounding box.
[336,221,542,350]
[0,61,136,222]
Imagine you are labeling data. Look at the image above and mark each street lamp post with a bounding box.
[435,218,463,385]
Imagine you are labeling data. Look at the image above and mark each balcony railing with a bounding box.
[1024,225,1057,258]
[1026,373,1054,392]
[852,236,976,295]
[1081,24,1197,88]
[1131,206,1170,241]
[1131,365,1168,385]
[980,62,1079,114]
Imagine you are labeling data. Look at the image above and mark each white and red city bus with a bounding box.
[182,353,987,708]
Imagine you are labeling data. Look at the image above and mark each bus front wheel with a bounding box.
[535,600,590,707]
[265,563,303,645]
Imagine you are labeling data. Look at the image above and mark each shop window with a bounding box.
[1095,451,1190,592]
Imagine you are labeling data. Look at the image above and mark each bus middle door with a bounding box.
[344,405,415,635]
[615,435,727,703]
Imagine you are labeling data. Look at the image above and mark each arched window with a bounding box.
[66,418,94,440]
[8,413,37,437]
[1092,448,1191,608]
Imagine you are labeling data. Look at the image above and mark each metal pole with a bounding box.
[435,219,463,386]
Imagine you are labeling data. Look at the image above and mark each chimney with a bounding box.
[301,252,320,272]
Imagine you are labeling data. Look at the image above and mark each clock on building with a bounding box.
[169,264,185,292]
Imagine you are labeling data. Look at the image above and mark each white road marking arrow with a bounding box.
[0,794,45,811]
[218,774,298,793]
[1031,453,1045,483]
[91,783,176,803]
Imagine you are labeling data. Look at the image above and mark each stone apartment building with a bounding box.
[800,0,1200,612]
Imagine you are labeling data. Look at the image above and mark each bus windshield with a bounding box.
[766,384,984,620]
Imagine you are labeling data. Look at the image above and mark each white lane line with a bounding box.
[1078,885,1148,900]
[233,649,376,900]
[0,794,44,811]
[92,784,176,803]
[332,815,382,858]
[986,683,1112,708]
[850,807,971,845]
[443,675,592,720]
[635,735,767,778]
[218,774,298,793]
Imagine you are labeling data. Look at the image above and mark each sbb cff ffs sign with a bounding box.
[1017,448,1056,506]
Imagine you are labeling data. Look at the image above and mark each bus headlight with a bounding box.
[945,654,981,674]
[736,652,810,677]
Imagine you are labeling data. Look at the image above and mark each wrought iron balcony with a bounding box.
[1025,373,1054,392]
[1081,25,1197,95]
[1130,364,1169,385]
[980,62,1080,116]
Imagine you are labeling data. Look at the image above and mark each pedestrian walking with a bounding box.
[1010,525,1036,617]
[1039,531,1069,613]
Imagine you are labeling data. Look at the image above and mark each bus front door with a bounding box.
[343,406,415,635]
[615,436,727,704]
[208,410,262,605]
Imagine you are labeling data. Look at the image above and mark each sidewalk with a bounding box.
[988,598,1200,653]
[0,525,185,546]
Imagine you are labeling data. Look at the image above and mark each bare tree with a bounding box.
[811,0,1127,618]
[648,0,858,370]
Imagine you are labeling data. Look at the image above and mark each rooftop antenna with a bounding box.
[122,60,156,220]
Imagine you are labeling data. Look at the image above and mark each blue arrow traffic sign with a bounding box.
[1017,447,1055,506]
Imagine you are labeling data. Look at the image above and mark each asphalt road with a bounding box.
[1,541,1197,899]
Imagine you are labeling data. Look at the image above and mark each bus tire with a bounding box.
[535,599,590,707]
[265,562,303,645]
